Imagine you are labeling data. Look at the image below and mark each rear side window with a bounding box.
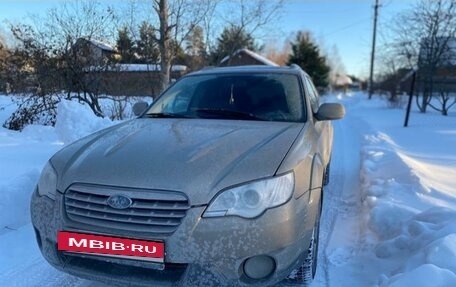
[304,76,320,113]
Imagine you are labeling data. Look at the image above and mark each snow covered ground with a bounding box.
[317,93,456,287]
[0,92,455,286]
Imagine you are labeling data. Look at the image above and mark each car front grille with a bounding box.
[64,184,190,234]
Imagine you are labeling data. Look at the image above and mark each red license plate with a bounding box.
[58,231,164,262]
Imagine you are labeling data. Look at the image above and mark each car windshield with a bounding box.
[145,73,305,122]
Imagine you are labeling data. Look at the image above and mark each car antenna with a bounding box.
[229,84,235,105]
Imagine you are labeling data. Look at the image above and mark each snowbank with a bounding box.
[385,264,456,287]
[0,97,117,233]
[0,170,40,231]
[54,100,116,144]
[0,95,16,124]
[354,93,456,287]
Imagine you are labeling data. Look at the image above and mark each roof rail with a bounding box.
[289,64,301,70]
[200,66,217,70]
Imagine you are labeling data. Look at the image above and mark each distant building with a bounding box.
[418,37,456,92]
[73,38,118,65]
[219,49,279,67]
[71,38,187,97]
[332,74,353,93]
[419,37,456,68]
[89,64,187,97]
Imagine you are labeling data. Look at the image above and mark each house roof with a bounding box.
[79,37,116,52]
[334,74,353,86]
[220,49,279,67]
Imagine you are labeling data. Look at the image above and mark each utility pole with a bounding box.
[368,0,380,99]
[404,71,416,127]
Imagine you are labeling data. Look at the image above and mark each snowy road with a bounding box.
[317,112,364,287]
[1,93,455,287]
[314,95,377,287]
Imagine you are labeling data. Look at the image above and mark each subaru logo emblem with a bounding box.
[107,194,132,209]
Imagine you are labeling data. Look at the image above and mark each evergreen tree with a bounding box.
[211,25,258,65]
[136,21,159,63]
[0,36,10,92]
[116,26,135,63]
[185,25,206,69]
[170,39,186,65]
[287,32,330,88]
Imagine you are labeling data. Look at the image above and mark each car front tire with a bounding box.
[323,160,331,186]
[283,201,321,286]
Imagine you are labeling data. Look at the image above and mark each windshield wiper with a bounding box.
[194,108,265,121]
[144,112,189,118]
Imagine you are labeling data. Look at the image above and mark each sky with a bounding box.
[0,0,416,79]
[275,0,416,79]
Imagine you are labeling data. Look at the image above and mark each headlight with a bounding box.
[203,172,294,219]
[37,161,58,200]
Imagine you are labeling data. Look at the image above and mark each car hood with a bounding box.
[53,118,303,205]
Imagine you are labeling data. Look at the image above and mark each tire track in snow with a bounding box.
[316,119,347,287]
[315,99,366,287]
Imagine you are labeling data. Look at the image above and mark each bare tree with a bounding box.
[111,0,282,91]
[220,0,283,37]
[3,0,119,130]
[263,39,291,66]
[377,55,411,108]
[0,33,10,92]
[151,0,215,92]
[43,0,118,117]
[430,90,456,115]
[389,0,456,113]
[212,0,284,64]
[325,44,347,86]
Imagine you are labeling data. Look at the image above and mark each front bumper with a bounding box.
[31,188,316,286]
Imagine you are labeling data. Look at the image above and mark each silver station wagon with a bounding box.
[31,65,344,286]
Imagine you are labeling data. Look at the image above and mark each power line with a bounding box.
[323,17,371,37]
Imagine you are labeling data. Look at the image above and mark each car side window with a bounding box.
[304,76,320,113]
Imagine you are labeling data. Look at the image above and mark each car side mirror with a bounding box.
[132,101,149,116]
[315,103,345,121]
